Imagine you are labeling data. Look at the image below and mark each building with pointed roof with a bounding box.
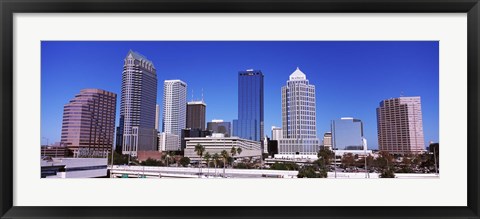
[117,50,158,157]
[276,67,320,159]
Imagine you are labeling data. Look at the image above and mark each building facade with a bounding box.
[271,126,283,140]
[158,132,180,152]
[162,80,187,150]
[181,128,213,151]
[376,96,425,154]
[331,117,366,151]
[186,101,206,130]
[184,135,262,161]
[233,69,264,142]
[277,68,319,158]
[118,51,158,157]
[322,132,332,150]
[155,104,160,131]
[60,89,116,157]
[207,119,231,137]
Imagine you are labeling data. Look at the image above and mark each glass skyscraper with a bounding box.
[233,69,264,142]
[118,50,158,157]
[331,117,365,151]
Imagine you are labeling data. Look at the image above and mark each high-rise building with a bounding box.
[331,117,366,151]
[60,89,116,157]
[118,50,158,157]
[277,67,319,158]
[376,96,425,154]
[271,126,283,140]
[322,132,332,150]
[186,101,206,130]
[207,119,231,137]
[162,80,187,150]
[155,104,160,131]
[233,69,264,142]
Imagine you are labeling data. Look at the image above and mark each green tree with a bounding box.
[380,168,396,178]
[221,150,229,177]
[179,157,191,167]
[203,152,211,177]
[236,147,242,156]
[341,153,355,170]
[141,158,162,166]
[317,148,334,167]
[298,166,322,178]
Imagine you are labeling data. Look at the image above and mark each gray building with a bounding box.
[162,80,187,150]
[277,67,319,158]
[207,119,231,137]
[118,50,158,157]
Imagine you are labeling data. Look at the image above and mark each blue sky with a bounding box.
[41,41,439,149]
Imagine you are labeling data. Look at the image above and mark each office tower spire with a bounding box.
[118,50,158,157]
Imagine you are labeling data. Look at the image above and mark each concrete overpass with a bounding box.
[109,165,299,178]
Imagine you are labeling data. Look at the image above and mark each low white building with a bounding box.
[41,158,108,178]
[158,132,180,151]
[184,134,262,161]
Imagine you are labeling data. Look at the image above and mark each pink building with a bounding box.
[376,96,425,154]
[60,89,117,157]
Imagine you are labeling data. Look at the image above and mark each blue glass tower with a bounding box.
[233,69,264,142]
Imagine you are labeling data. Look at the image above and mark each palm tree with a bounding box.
[236,147,242,156]
[221,150,229,177]
[230,147,237,167]
[203,152,211,177]
[194,144,205,177]
[212,153,220,177]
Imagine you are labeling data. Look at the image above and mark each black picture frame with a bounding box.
[1,0,479,218]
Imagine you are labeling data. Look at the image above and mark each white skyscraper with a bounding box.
[162,80,187,151]
[271,126,283,140]
[277,67,319,159]
[155,104,160,131]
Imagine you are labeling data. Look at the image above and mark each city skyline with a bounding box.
[41,41,439,149]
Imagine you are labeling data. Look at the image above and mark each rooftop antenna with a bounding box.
[191,89,194,102]
[201,88,204,102]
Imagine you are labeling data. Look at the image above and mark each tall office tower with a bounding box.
[322,132,332,150]
[118,50,158,157]
[233,69,264,142]
[155,104,160,131]
[271,126,283,140]
[60,89,116,158]
[331,117,366,151]
[377,96,425,154]
[277,67,319,157]
[162,80,187,151]
[186,101,206,130]
[207,119,231,137]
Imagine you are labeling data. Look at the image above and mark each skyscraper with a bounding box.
[118,50,158,157]
[233,69,264,142]
[331,117,366,151]
[271,126,283,140]
[60,89,116,157]
[186,101,206,130]
[162,80,187,151]
[277,67,319,158]
[155,104,160,131]
[376,96,425,154]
